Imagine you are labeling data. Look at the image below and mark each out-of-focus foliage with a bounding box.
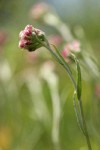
[0,0,100,150]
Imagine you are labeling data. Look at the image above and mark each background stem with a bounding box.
[37,38,92,150]
[46,45,92,150]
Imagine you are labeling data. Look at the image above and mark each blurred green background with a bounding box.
[0,0,100,150]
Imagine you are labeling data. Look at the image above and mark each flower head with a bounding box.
[19,25,45,51]
[61,40,81,59]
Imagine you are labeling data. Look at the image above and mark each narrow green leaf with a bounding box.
[76,60,82,100]
[70,53,82,100]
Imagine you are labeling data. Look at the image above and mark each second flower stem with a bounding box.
[46,44,92,150]
[37,38,92,150]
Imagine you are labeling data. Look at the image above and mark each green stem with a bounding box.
[37,38,92,150]
[36,36,76,89]
[47,46,92,150]
[79,100,92,150]
[46,45,76,89]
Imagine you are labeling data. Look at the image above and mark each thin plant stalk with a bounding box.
[79,99,92,150]
[37,37,92,150]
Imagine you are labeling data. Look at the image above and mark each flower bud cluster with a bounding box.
[61,40,80,58]
[19,25,45,51]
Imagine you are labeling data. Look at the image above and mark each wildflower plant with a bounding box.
[19,24,92,150]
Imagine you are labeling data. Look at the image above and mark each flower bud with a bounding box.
[19,25,45,52]
[61,40,80,58]
[70,40,80,52]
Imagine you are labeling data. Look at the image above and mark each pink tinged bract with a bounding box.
[25,25,33,32]
[19,30,29,39]
[19,39,26,48]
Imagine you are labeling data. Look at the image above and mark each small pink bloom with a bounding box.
[19,25,34,50]
[19,25,33,39]
[61,44,70,58]
[25,25,33,32]
[70,40,80,52]
[24,29,32,36]
[61,40,80,58]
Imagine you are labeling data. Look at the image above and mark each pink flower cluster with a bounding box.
[19,25,45,51]
[19,25,33,49]
[61,40,80,58]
